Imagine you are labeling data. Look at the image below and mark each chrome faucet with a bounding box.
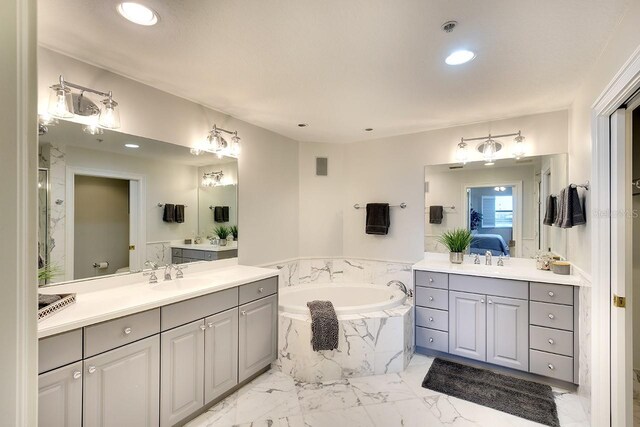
[485,251,492,266]
[387,280,413,298]
[164,264,177,281]
[497,255,505,267]
[473,254,480,264]
[143,261,159,284]
[175,264,187,279]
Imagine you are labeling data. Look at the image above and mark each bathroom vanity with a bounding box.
[413,254,585,384]
[37,263,278,427]
[171,242,238,263]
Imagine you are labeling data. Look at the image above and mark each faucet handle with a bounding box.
[497,255,505,266]
[144,261,159,270]
[143,271,158,284]
[175,264,187,278]
[473,254,480,264]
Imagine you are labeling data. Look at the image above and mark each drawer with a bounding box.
[84,308,160,358]
[530,301,573,331]
[217,250,238,260]
[162,287,238,331]
[530,282,573,306]
[416,327,448,352]
[415,307,448,331]
[171,248,182,257]
[183,249,205,260]
[530,326,573,357]
[415,271,448,289]
[530,349,573,383]
[239,276,278,305]
[449,274,528,300]
[204,251,216,261]
[38,329,83,374]
[415,287,448,310]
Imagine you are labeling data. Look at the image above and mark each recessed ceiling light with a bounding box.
[124,143,140,148]
[445,50,476,65]
[117,2,158,26]
[364,128,373,132]
[297,123,308,127]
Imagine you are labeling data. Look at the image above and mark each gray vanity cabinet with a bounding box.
[239,294,278,382]
[83,335,160,427]
[486,296,529,371]
[38,361,83,427]
[160,319,206,427]
[449,291,486,362]
[204,308,239,404]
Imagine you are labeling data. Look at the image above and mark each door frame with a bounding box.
[591,45,640,427]
[65,166,146,280]
[463,181,523,257]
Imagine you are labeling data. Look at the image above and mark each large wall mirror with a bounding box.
[424,153,568,259]
[38,120,238,285]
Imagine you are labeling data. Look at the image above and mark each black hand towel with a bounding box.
[163,204,175,222]
[174,204,185,223]
[543,195,557,226]
[569,186,586,227]
[365,203,390,235]
[429,205,444,224]
[214,206,224,222]
[307,300,339,351]
[222,206,230,222]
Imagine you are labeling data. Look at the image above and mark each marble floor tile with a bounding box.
[303,406,373,427]
[363,398,443,427]
[296,379,361,412]
[348,373,415,405]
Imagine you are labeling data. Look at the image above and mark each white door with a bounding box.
[610,107,632,427]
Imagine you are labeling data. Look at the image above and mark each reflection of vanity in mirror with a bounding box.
[425,153,568,259]
[38,119,238,284]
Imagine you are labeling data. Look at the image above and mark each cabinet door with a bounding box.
[205,308,239,404]
[449,291,486,361]
[38,361,82,427]
[239,294,278,382]
[487,296,529,371]
[83,336,160,427]
[161,319,205,427]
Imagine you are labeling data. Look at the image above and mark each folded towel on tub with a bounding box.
[307,300,339,351]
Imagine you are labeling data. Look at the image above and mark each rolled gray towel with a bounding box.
[307,300,339,351]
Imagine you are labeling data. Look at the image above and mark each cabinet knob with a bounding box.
[123,327,132,335]
[548,364,555,370]
[241,311,247,316]
[207,322,214,328]
[429,277,434,283]
[429,337,434,343]
[428,317,434,322]
[488,299,493,305]
[480,299,485,304]
[428,296,434,301]
[548,339,555,345]
[200,324,207,331]
[258,287,264,293]
[548,291,555,297]
[548,313,555,319]
[73,371,82,380]
[88,366,96,374]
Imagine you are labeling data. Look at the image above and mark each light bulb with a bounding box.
[83,123,103,135]
[455,141,468,164]
[48,86,73,118]
[512,134,526,159]
[483,138,497,165]
[98,98,121,129]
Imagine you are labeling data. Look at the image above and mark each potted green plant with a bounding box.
[38,263,62,286]
[438,228,474,264]
[229,225,238,240]
[213,225,230,246]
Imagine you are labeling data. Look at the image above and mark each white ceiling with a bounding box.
[38,0,629,143]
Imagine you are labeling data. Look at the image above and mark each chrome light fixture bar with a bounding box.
[191,124,241,158]
[459,130,525,165]
[48,75,121,129]
[201,171,224,187]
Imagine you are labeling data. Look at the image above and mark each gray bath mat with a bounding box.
[422,358,559,427]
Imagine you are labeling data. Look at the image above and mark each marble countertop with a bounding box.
[413,252,587,287]
[171,242,238,252]
[38,264,277,338]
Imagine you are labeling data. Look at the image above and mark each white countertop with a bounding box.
[171,242,238,252]
[38,264,277,338]
[413,252,587,287]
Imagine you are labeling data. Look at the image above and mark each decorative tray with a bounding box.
[38,293,76,322]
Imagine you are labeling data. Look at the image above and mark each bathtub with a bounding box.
[279,283,406,314]
[277,283,414,382]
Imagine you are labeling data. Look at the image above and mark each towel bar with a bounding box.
[353,203,406,209]
[157,203,188,207]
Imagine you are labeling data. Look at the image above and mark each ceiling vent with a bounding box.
[316,157,328,176]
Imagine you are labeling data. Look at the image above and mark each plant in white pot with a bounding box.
[438,228,474,264]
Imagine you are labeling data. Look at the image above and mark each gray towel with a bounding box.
[543,195,556,226]
[568,186,586,227]
[365,203,390,235]
[553,188,566,228]
[556,186,586,228]
[163,203,175,222]
[38,293,61,309]
[429,206,444,224]
[214,206,224,222]
[307,300,339,351]
[175,204,185,223]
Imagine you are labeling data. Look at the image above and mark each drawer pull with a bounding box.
[429,277,434,283]
[258,287,264,293]
[207,322,214,328]
[548,338,555,345]
[73,371,82,380]
[548,314,555,319]
[480,298,485,304]
[548,291,555,297]
[488,299,493,305]
[241,311,247,316]
[548,364,555,370]
[429,337,434,343]
[200,325,207,331]
[88,366,96,374]
[123,327,132,335]
[428,317,434,322]
[428,296,434,301]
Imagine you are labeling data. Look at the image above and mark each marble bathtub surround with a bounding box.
[187,353,589,427]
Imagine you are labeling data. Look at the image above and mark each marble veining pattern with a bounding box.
[576,272,592,419]
[48,144,66,282]
[187,353,590,427]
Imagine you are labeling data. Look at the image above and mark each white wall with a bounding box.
[39,47,300,266]
[568,2,640,275]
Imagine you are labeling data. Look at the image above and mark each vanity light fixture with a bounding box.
[494,186,506,192]
[47,75,121,129]
[191,125,241,158]
[458,130,525,166]
[455,140,469,164]
[117,2,158,26]
[202,171,224,187]
[511,132,526,159]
